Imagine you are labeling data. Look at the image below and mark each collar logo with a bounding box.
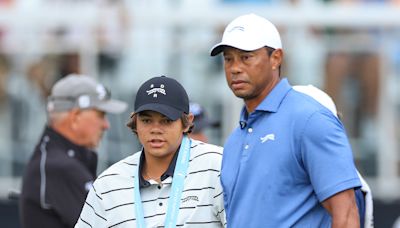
[146,84,166,98]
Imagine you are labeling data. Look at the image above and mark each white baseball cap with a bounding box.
[293,85,338,117]
[210,13,282,56]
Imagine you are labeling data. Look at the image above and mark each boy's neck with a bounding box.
[143,151,176,181]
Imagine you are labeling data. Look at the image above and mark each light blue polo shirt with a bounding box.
[221,78,361,227]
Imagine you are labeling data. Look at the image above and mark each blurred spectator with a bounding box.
[321,0,380,135]
[189,102,220,143]
[0,53,10,104]
[324,40,380,138]
[0,53,12,176]
[0,0,14,7]
[221,0,289,4]
[44,27,83,77]
[96,0,130,78]
[7,56,58,176]
[58,53,81,76]
[19,74,127,228]
[318,0,382,175]
[27,56,59,98]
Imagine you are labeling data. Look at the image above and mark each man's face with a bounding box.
[136,111,189,161]
[223,47,279,106]
[73,109,110,149]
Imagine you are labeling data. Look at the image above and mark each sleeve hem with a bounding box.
[317,178,362,202]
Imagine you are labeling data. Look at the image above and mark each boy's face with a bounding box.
[136,110,189,161]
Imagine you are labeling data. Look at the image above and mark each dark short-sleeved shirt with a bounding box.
[20,126,97,228]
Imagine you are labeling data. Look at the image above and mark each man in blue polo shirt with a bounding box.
[210,14,361,227]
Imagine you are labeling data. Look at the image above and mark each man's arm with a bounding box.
[322,189,360,228]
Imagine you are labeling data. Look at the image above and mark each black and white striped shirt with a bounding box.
[75,139,226,228]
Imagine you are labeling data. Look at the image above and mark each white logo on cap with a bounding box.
[96,84,107,100]
[228,26,245,33]
[78,95,90,108]
[47,101,54,112]
[147,84,166,98]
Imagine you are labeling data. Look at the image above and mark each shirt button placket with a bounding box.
[244,127,253,150]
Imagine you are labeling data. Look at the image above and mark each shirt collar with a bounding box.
[138,146,179,188]
[44,126,98,176]
[242,78,291,113]
[256,78,291,112]
[45,125,93,153]
[239,78,291,123]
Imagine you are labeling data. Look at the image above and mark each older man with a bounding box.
[19,74,127,228]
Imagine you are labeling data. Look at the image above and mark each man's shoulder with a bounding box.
[43,146,84,171]
[24,143,73,175]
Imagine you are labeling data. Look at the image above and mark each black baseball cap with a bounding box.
[134,76,189,120]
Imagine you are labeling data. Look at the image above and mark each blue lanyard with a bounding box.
[134,136,191,228]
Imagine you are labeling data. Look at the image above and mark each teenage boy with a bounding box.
[75,76,226,227]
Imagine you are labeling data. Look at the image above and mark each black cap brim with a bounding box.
[210,44,226,56]
[135,103,183,121]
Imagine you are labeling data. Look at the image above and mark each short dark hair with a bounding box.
[265,46,282,75]
[265,46,275,56]
[126,112,193,134]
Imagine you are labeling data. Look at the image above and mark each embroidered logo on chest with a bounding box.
[181,196,199,203]
[260,133,275,143]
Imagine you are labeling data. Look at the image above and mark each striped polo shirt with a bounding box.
[75,139,226,228]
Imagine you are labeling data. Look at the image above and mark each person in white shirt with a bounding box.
[75,76,226,228]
